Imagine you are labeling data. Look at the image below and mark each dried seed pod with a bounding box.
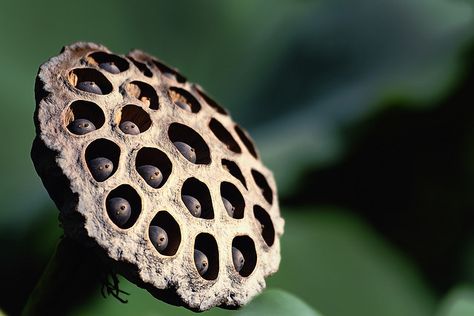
[31,42,283,311]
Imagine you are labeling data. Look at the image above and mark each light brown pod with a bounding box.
[31,42,284,311]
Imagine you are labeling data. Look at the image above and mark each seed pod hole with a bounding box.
[168,123,211,165]
[221,159,247,189]
[235,125,258,159]
[196,88,228,115]
[169,87,201,113]
[181,178,214,219]
[220,182,245,219]
[232,236,257,277]
[118,105,152,135]
[128,56,153,77]
[253,205,275,247]
[65,100,105,135]
[194,233,219,280]
[149,211,181,256]
[152,59,186,83]
[135,147,172,189]
[85,139,120,182]
[87,51,129,74]
[68,68,113,95]
[209,118,241,153]
[251,169,273,205]
[106,185,141,229]
[125,81,159,110]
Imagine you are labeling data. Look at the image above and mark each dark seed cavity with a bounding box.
[173,141,196,163]
[149,225,169,252]
[120,121,140,135]
[232,246,245,272]
[194,249,209,276]
[107,197,131,227]
[76,81,103,94]
[88,157,114,181]
[69,118,96,135]
[99,62,120,74]
[137,165,163,188]
[182,195,202,217]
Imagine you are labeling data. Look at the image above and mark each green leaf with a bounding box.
[436,285,474,316]
[236,289,321,316]
[268,208,437,316]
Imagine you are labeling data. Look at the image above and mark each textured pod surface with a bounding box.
[31,42,284,311]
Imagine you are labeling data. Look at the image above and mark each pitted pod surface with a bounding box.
[31,42,284,311]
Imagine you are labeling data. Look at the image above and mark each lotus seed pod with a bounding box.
[87,157,113,181]
[68,118,96,135]
[173,141,196,163]
[31,42,284,311]
[107,197,131,227]
[76,81,103,94]
[222,197,235,217]
[232,246,245,272]
[194,249,209,276]
[182,194,202,217]
[137,165,163,188]
[99,62,120,74]
[120,120,140,135]
[149,225,168,252]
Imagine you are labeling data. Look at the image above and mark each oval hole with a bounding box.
[69,68,113,94]
[196,88,228,115]
[106,185,141,229]
[194,233,219,280]
[119,105,152,134]
[88,51,129,73]
[221,159,247,189]
[232,236,257,277]
[251,169,273,205]
[169,87,201,113]
[235,125,258,159]
[253,205,275,247]
[220,182,245,219]
[85,139,120,182]
[65,100,105,134]
[209,118,241,153]
[168,123,211,165]
[128,56,153,77]
[125,81,159,110]
[181,178,214,219]
[152,59,186,83]
[149,211,181,256]
[135,147,172,189]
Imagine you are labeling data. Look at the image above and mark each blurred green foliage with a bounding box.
[2,0,474,315]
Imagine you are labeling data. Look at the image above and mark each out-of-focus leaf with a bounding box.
[248,0,474,196]
[235,289,321,316]
[436,285,474,316]
[268,208,437,316]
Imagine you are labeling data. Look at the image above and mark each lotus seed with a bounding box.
[222,197,235,217]
[137,165,163,188]
[88,157,114,181]
[232,246,245,272]
[107,197,131,227]
[99,62,120,74]
[194,249,209,276]
[182,195,202,217]
[120,121,140,135]
[149,225,168,252]
[175,101,192,112]
[76,81,103,94]
[68,118,96,135]
[173,141,196,163]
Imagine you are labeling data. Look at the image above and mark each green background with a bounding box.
[2,0,474,315]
